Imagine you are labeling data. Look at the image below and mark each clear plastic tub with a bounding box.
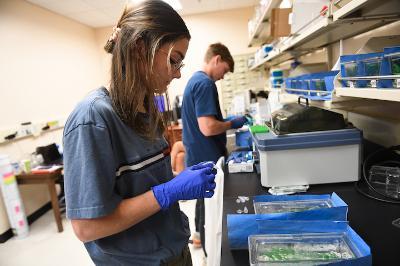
[369,165,400,198]
[341,61,358,87]
[363,57,381,76]
[389,52,400,75]
[312,78,328,97]
[314,79,326,91]
[254,199,333,214]
[343,61,357,77]
[249,233,358,265]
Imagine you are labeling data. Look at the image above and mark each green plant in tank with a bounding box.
[365,61,380,76]
[391,57,400,74]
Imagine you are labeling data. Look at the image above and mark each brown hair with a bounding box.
[204,42,234,72]
[104,0,190,139]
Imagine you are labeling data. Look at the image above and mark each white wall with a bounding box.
[173,8,257,100]
[0,0,103,235]
[0,0,103,130]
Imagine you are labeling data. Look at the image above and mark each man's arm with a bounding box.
[198,116,232,136]
[71,190,160,243]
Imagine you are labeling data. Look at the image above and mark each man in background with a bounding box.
[181,42,247,254]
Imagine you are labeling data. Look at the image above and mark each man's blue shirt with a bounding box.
[182,71,227,166]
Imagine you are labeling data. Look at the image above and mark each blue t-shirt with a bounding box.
[63,88,190,266]
[181,71,227,166]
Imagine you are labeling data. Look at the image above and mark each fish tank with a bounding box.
[313,79,328,96]
[363,57,381,76]
[389,52,400,75]
[389,52,400,88]
[343,61,358,77]
[249,232,360,265]
[361,57,381,88]
[341,61,358,87]
[314,79,326,91]
[254,199,333,214]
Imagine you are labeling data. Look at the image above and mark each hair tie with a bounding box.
[109,26,121,42]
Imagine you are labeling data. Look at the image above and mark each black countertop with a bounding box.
[221,170,400,266]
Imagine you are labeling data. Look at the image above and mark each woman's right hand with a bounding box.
[152,162,216,210]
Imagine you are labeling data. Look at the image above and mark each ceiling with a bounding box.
[26,0,258,28]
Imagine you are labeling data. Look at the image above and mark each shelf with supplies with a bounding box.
[335,74,400,102]
[247,0,282,47]
[249,0,400,70]
[0,123,64,146]
[280,81,400,105]
[275,88,400,124]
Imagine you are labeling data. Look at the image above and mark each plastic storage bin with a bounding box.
[382,46,400,88]
[390,52,400,75]
[363,57,381,76]
[254,199,332,214]
[252,193,348,221]
[249,232,363,265]
[252,128,361,187]
[360,54,383,88]
[340,53,383,88]
[340,56,358,88]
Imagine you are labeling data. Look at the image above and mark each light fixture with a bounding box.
[130,0,182,11]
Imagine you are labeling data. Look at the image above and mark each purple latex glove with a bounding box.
[152,162,216,210]
[230,116,247,129]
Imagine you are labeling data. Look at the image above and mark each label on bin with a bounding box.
[349,81,355,88]
[396,79,400,88]
[370,80,377,88]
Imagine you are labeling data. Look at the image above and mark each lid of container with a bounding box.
[252,128,361,151]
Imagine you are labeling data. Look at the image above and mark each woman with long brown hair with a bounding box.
[62,1,216,265]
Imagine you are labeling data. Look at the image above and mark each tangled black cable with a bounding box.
[354,145,400,204]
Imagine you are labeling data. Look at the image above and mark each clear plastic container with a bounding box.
[369,165,400,198]
[343,61,358,77]
[342,61,358,87]
[254,199,333,214]
[314,79,326,91]
[362,57,382,88]
[363,57,381,76]
[249,233,358,265]
[388,52,400,88]
[389,52,400,75]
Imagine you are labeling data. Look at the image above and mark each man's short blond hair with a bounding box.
[204,43,234,72]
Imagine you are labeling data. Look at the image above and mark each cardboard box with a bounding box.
[270,8,291,39]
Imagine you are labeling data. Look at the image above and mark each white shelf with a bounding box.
[247,0,282,47]
[0,126,64,146]
[335,87,400,102]
[333,0,368,21]
[249,0,400,70]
